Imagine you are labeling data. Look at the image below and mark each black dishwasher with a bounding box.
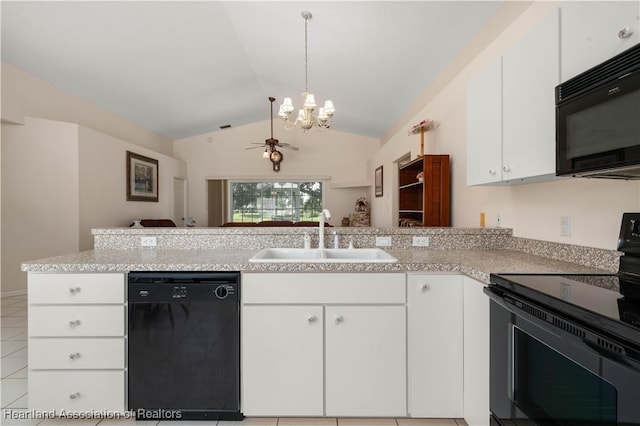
[128,271,242,421]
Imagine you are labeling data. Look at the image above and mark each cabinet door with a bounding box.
[325,305,406,417]
[502,9,559,182]
[561,1,640,82]
[467,57,503,185]
[408,274,463,418]
[463,277,490,426]
[242,305,323,416]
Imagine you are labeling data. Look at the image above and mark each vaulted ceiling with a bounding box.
[1,1,504,140]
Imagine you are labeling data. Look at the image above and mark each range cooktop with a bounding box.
[490,273,640,348]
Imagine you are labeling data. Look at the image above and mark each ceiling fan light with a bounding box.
[262,148,270,158]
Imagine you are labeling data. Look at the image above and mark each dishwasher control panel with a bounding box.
[128,272,240,303]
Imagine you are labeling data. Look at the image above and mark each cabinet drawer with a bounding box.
[242,273,405,304]
[29,370,125,412]
[28,273,125,304]
[29,306,125,337]
[29,338,124,369]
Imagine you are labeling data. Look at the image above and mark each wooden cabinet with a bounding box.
[241,273,407,417]
[27,272,126,413]
[462,276,491,426]
[466,9,559,185]
[560,1,640,82]
[407,273,463,418]
[398,155,450,227]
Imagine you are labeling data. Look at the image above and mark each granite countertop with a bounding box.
[21,248,611,284]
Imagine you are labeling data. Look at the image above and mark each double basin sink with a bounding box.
[249,248,398,263]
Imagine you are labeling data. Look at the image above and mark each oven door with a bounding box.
[487,288,640,426]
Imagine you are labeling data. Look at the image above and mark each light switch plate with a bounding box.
[375,236,392,247]
[412,236,430,247]
[140,236,157,247]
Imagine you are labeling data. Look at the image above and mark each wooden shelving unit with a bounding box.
[398,155,450,227]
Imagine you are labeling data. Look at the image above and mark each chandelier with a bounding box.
[278,11,335,132]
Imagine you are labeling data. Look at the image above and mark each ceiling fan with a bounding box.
[247,96,299,172]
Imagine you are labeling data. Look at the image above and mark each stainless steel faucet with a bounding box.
[319,209,331,249]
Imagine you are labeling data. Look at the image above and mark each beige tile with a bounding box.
[157,421,216,425]
[39,418,100,425]
[338,418,398,425]
[95,417,145,425]
[397,420,457,426]
[1,378,27,408]
[1,328,27,340]
[6,393,28,409]
[278,418,338,425]
[454,419,468,426]
[220,418,277,425]
[1,357,28,378]
[1,340,27,357]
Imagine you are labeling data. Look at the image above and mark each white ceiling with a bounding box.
[1,1,504,140]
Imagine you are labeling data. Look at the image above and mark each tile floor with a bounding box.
[2,294,467,426]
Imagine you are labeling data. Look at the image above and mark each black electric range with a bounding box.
[486,213,640,426]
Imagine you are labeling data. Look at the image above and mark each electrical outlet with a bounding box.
[140,236,157,247]
[375,236,392,247]
[412,236,430,247]
[496,213,502,228]
[560,216,571,237]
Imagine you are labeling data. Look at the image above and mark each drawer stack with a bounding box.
[27,272,126,413]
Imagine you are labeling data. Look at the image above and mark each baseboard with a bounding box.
[1,289,28,298]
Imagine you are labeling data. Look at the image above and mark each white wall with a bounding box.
[370,1,640,250]
[1,62,173,156]
[1,118,80,295]
[1,117,187,294]
[78,126,187,250]
[173,120,379,226]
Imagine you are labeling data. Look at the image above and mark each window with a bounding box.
[230,181,323,222]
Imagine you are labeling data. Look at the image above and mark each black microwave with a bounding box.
[556,43,640,179]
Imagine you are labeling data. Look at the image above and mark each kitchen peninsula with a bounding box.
[21,226,619,424]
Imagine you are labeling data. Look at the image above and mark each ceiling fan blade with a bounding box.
[245,146,266,150]
[279,145,300,151]
[250,142,265,145]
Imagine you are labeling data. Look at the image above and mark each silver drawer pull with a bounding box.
[69,320,81,328]
[69,392,80,400]
[69,352,81,360]
[619,27,634,39]
[334,315,344,325]
[69,286,81,294]
[421,284,429,292]
[307,315,317,323]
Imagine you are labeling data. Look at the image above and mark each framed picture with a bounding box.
[374,165,383,197]
[127,151,159,202]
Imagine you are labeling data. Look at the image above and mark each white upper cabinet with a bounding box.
[560,1,640,82]
[467,57,503,185]
[467,9,560,186]
[502,9,559,182]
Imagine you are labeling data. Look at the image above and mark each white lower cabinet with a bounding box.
[325,305,406,417]
[407,273,463,418]
[242,305,324,416]
[241,273,407,417]
[27,272,126,413]
[463,276,490,426]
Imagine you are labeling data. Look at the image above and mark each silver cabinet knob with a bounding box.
[69,392,80,400]
[334,315,344,325]
[69,286,81,294]
[488,168,497,175]
[503,164,511,173]
[307,315,317,323]
[619,27,634,39]
[69,352,81,360]
[421,284,429,292]
[69,320,81,328]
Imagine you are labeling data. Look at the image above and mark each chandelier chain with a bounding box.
[304,14,308,94]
